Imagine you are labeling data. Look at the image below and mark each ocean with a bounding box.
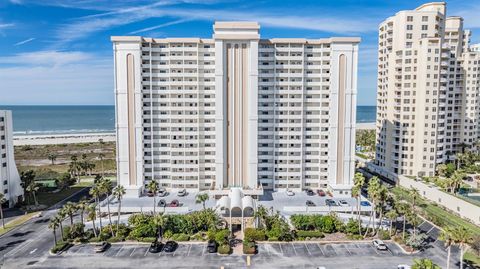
[0,105,376,135]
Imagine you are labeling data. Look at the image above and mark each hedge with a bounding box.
[171,233,190,241]
[136,237,158,243]
[107,236,125,243]
[51,241,72,254]
[296,230,324,238]
[218,244,231,255]
[244,228,266,242]
[243,241,256,254]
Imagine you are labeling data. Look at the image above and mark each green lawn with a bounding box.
[0,212,39,236]
[36,186,88,208]
[355,152,369,159]
[464,251,480,268]
[391,187,480,235]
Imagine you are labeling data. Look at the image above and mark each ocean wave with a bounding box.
[13,129,115,136]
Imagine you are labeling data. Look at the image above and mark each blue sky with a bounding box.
[0,0,479,105]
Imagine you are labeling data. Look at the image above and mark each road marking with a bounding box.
[129,246,137,257]
[29,248,37,254]
[115,245,124,257]
[371,245,380,255]
[291,243,298,256]
[317,243,324,256]
[427,226,435,234]
[304,243,312,256]
[202,244,206,256]
[186,244,192,256]
[144,247,150,256]
[330,245,337,255]
[343,245,352,255]
[266,244,271,256]
[279,243,283,255]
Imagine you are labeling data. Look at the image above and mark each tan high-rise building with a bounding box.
[375,2,480,178]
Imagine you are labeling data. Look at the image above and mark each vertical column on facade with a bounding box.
[197,42,201,190]
[272,43,277,191]
[168,42,173,187]
[248,40,259,189]
[214,40,225,189]
[149,42,154,184]
[300,43,305,190]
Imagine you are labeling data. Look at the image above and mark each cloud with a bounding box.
[14,37,36,46]
[0,50,112,105]
[0,23,15,29]
[0,50,94,67]
[129,18,191,34]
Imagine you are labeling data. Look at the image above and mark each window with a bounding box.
[407,25,413,30]
[421,25,428,30]
[407,16,413,22]
[422,16,428,22]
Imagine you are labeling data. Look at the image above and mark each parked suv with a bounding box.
[373,239,388,250]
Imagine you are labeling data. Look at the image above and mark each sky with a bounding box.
[0,0,479,106]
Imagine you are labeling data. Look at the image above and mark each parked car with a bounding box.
[94,241,110,253]
[207,240,217,253]
[177,189,187,197]
[306,200,315,207]
[306,189,315,196]
[149,242,163,253]
[397,265,411,269]
[158,199,167,207]
[168,200,179,207]
[339,200,349,206]
[325,199,338,206]
[146,191,154,197]
[158,188,167,197]
[286,189,295,196]
[317,189,326,197]
[372,239,388,250]
[163,241,178,253]
[360,201,371,206]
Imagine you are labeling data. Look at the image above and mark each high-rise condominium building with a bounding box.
[375,2,480,178]
[112,22,359,197]
[0,110,23,207]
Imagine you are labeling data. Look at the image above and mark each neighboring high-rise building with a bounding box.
[471,43,480,52]
[112,22,359,198]
[375,2,480,178]
[0,110,23,207]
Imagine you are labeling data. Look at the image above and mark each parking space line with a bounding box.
[331,245,338,255]
[115,245,124,257]
[371,245,380,255]
[427,226,435,234]
[266,244,271,256]
[317,243,324,256]
[202,244,206,256]
[144,247,149,256]
[187,244,192,256]
[291,243,298,256]
[279,243,283,255]
[304,243,312,256]
[129,246,137,257]
[344,245,352,255]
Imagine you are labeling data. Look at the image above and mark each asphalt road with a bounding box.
[0,187,91,266]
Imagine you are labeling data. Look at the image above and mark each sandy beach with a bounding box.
[13,132,116,146]
[356,122,376,130]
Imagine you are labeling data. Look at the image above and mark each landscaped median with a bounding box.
[0,212,40,236]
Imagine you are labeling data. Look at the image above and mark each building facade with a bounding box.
[0,110,23,207]
[112,22,359,197]
[375,2,480,178]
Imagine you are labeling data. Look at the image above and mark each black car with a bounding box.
[325,199,337,206]
[163,241,178,253]
[149,242,163,253]
[158,199,167,207]
[94,241,110,253]
[207,240,217,253]
[306,189,315,196]
[306,200,315,207]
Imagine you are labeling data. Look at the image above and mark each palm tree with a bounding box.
[352,172,365,230]
[63,202,77,226]
[450,171,466,194]
[153,213,167,240]
[409,188,420,236]
[26,181,40,206]
[89,185,103,230]
[364,176,381,238]
[146,180,159,214]
[69,155,80,182]
[411,258,441,269]
[99,179,114,237]
[439,226,455,269]
[0,193,6,228]
[55,214,65,240]
[254,205,268,229]
[87,204,98,237]
[451,226,473,269]
[385,210,398,236]
[374,185,388,234]
[47,152,57,165]
[76,198,88,224]
[195,193,209,210]
[395,201,409,240]
[113,185,126,237]
[48,217,60,246]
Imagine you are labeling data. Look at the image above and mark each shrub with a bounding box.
[163,230,174,239]
[243,241,256,254]
[172,233,190,241]
[190,232,206,241]
[128,213,156,239]
[137,237,158,243]
[296,230,324,239]
[214,229,230,245]
[267,237,279,241]
[107,236,125,243]
[99,231,112,241]
[218,244,231,255]
[244,228,266,242]
[89,237,102,243]
[51,241,72,254]
[345,218,361,235]
[378,230,391,240]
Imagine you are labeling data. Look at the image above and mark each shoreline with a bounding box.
[13,122,375,146]
[13,132,115,146]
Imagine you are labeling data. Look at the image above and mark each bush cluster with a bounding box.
[244,228,266,242]
[295,230,324,240]
[290,214,344,233]
[243,241,256,254]
[51,241,72,254]
[218,244,231,255]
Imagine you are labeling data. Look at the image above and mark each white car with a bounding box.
[338,200,349,206]
[397,265,411,269]
[177,189,187,197]
[372,239,388,250]
[286,189,295,196]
